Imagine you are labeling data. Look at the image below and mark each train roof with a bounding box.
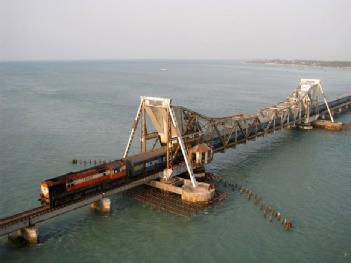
[66,160,122,174]
[42,159,123,184]
[125,147,166,164]
[108,160,123,169]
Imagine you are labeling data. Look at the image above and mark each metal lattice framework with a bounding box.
[123,96,198,187]
[123,79,335,186]
[172,79,334,152]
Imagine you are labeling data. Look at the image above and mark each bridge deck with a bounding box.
[0,173,160,237]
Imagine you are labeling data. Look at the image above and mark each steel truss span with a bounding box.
[171,79,350,152]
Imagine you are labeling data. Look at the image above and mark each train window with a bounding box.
[134,164,143,171]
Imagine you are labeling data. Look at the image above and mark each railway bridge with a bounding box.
[1,79,350,244]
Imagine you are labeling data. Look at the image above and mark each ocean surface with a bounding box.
[0,60,350,262]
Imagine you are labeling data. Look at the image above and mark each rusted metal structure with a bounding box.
[123,79,350,186]
[130,185,228,218]
[171,79,336,153]
[123,96,212,187]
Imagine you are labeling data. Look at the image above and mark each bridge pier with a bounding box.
[9,225,39,245]
[147,178,215,203]
[297,123,313,130]
[181,180,215,203]
[313,120,344,131]
[90,198,112,213]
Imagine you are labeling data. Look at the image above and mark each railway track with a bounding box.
[0,173,161,237]
[0,206,49,227]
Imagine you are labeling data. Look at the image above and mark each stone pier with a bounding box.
[181,180,215,203]
[91,198,112,213]
[147,177,215,203]
[313,120,344,131]
[9,225,39,245]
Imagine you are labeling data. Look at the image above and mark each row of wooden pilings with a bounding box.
[206,173,294,231]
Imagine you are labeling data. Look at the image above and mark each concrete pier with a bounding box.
[147,178,215,203]
[9,225,39,244]
[313,120,344,131]
[181,180,215,203]
[91,198,111,213]
[194,172,206,179]
[148,180,183,195]
[297,124,313,130]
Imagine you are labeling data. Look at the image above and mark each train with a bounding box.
[40,147,167,207]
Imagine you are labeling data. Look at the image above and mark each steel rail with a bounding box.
[0,173,160,237]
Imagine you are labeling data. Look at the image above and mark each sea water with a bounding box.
[0,60,350,262]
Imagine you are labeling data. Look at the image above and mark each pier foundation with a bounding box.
[147,178,215,203]
[194,172,206,179]
[91,198,111,213]
[313,120,344,131]
[181,180,215,203]
[297,124,313,130]
[9,225,39,245]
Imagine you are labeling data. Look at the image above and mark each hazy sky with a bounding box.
[1,0,350,61]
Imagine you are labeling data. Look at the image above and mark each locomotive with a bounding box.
[40,147,167,207]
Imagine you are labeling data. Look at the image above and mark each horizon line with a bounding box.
[1,57,351,63]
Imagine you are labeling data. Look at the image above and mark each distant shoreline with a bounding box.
[247,59,351,69]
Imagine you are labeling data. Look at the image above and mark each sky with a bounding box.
[0,0,350,61]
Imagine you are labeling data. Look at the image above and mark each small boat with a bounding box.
[160,68,168,71]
